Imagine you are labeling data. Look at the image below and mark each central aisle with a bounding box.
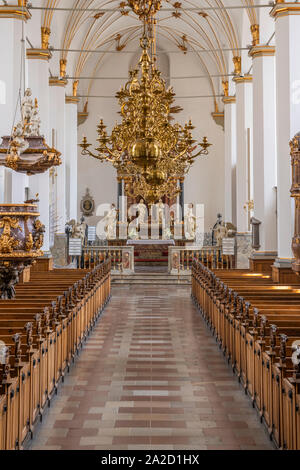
[28,285,273,450]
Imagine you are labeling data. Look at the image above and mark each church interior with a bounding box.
[1,0,300,453]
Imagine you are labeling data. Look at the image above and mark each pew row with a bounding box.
[0,259,111,450]
[192,260,300,450]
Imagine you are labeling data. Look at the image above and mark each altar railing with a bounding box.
[80,246,134,273]
[76,244,234,275]
[168,246,233,275]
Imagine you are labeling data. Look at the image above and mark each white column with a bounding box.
[0,10,30,203]
[27,50,51,251]
[233,75,253,233]
[250,45,277,254]
[65,96,79,221]
[222,96,237,225]
[49,79,67,232]
[270,4,300,262]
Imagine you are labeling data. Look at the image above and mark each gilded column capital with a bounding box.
[222,96,236,104]
[0,5,31,21]
[232,74,252,84]
[270,2,300,19]
[65,96,80,104]
[49,77,68,87]
[248,45,275,58]
[232,56,241,75]
[26,48,52,61]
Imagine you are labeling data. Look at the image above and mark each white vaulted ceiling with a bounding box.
[33,0,275,112]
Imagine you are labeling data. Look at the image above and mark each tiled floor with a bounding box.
[27,285,274,450]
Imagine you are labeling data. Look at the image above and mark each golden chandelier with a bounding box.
[79,27,211,203]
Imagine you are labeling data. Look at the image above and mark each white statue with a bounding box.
[67,219,87,243]
[11,122,29,155]
[103,204,117,239]
[156,198,165,226]
[185,203,196,239]
[215,222,228,247]
[28,99,41,136]
[21,88,34,125]
[136,198,147,226]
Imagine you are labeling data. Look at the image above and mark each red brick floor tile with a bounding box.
[27,285,274,451]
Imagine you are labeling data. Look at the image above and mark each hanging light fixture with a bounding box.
[79,8,211,203]
[0,3,61,175]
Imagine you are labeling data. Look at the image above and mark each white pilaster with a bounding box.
[222,96,237,225]
[250,45,277,253]
[233,75,253,233]
[27,50,51,251]
[65,96,79,221]
[49,78,67,232]
[0,11,30,203]
[270,4,300,261]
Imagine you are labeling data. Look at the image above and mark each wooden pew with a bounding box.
[191,260,300,450]
[0,259,111,450]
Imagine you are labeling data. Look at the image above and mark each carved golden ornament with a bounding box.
[60,59,67,78]
[73,80,79,97]
[222,80,229,97]
[41,27,51,50]
[290,134,300,153]
[233,56,241,75]
[127,0,162,19]
[250,24,260,46]
[25,233,33,251]
[0,217,21,254]
[0,204,44,298]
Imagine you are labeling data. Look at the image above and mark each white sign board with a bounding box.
[222,238,235,255]
[69,238,82,256]
[88,226,96,241]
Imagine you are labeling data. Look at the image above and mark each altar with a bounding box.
[126,239,175,266]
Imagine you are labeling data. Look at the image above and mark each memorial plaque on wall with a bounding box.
[222,238,235,255]
[69,238,82,256]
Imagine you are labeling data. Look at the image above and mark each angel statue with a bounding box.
[185,203,196,240]
[155,198,165,226]
[28,99,41,137]
[102,204,117,239]
[66,219,87,243]
[11,122,29,155]
[136,198,147,226]
[21,88,33,125]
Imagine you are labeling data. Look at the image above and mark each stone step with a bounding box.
[111,272,191,285]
